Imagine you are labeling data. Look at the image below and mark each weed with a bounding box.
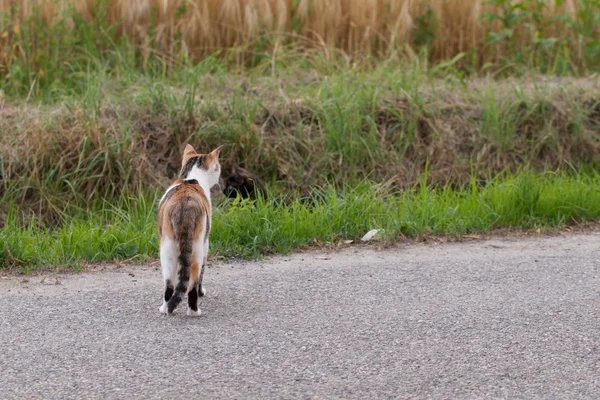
[0,0,599,270]
[1,0,600,83]
[2,170,600,269]
[1,67,599,219]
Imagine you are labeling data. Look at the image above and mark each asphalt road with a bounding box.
[1,233,600,399]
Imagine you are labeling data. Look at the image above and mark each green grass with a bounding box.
[2,63,599,218]
[1,0,600,101]
[1,3,599,271]
[2,169,599,271]
[2,58,598,271]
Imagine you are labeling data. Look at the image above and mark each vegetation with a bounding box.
[3,170,600,271]
[0,0,599,269]
[2,66,599,221]
[1,0,600,89]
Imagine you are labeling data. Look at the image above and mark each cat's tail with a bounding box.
[166,216,196,314]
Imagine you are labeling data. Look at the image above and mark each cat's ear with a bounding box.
[205,146,223,172]
[211,145,223,158]
[183,144,196,156]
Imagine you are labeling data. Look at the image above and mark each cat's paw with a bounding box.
[199,286,206,297]
[187,308,201,317]
[159,303,169,315]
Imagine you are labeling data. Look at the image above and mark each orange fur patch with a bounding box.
[158,182,210,242]
[190,260,199,286]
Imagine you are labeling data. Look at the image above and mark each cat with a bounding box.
[223,164,337,207]
[223,164,268,201]
[157,144,222,316]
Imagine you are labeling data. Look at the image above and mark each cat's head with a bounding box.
[179,144,223,188]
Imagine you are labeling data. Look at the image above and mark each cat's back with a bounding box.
[158,180,209,237]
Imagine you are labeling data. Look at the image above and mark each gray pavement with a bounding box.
[1,233,600,399]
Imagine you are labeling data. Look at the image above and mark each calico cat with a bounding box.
[157,144,222,316]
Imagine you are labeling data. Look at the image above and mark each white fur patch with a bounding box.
[158,183,181,207]
[186,165,220,201]
[160,238,178,281]
[187,308,201,317]
[192,240,206,276]
[159,303,169,315]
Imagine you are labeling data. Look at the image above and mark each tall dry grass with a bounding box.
[0,0,586,66]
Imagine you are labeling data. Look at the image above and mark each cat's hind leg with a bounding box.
[159,238,177,315]
[187,243,204,317]
[160,279,174,315]
[186,259,200,317]
[198,240,209,297]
